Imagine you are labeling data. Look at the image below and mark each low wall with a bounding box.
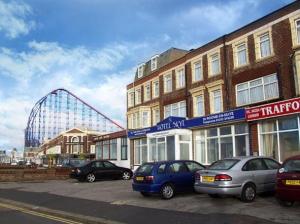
[0,167,71,182]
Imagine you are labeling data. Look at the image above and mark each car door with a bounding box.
[103,161,120,179]
[263,158,281,191]
[167,162,191,192]
[242,158,269,193]
[91,161,105,179]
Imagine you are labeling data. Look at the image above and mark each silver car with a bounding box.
[194,156,280,202]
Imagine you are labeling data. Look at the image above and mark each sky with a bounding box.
[0,0,294,152]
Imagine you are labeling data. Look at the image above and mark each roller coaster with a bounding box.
[24,88,124,148]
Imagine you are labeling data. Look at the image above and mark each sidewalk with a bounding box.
[0,188,276,224]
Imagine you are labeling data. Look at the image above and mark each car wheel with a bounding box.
[277,198,294,207]
[160,184,175,200]
[140,192,151,197]
[86,173,96,183]
[122,171,131,180]
[208,194,220,198]
[241,183,256,203]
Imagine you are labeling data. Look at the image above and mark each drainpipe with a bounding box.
[222,35,230,111]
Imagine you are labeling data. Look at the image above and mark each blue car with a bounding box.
[132,160,205,199]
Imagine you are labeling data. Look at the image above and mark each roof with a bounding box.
[134,48,188,81]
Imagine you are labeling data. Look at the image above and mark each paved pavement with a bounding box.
[0,180,299,224]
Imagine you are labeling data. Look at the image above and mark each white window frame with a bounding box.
[193,60,203,82]
[164,101,186,118]
[235,73,279,106]
[176,68,185,89]
[235,42,248,67]
[135,87,142,105]
[142,111,150,127]
[259,32,271,58]
[209,53,220,76]
[296,19,300,44]
[137,64,145,78]
[127,90,134,108]
[152,107,160,125]
[152,79,159,98]
[194,124,249,165]
[144,83,151,102]
[194,95,205,117]
[151,55,159,71]
[164,73,172,93]
[211,89,222,114]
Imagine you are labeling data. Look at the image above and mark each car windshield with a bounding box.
[283,159,300,173]
[208,159,240,170]
[136,164,154,175]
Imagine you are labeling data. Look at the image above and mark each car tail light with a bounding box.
[214,174,232,181]
[195,172,200,181]
[145,176,154,182]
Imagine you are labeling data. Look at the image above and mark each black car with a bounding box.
[70,160,133,182]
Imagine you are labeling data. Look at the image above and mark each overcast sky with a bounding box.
[0,0,294,152]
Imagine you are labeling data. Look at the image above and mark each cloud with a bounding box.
[0,0,35,38]
[0,40,150,150]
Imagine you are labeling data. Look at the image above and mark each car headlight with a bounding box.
[76,168,81,173]
[278,168,285,173]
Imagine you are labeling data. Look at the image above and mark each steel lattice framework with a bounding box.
[25,88,124,148]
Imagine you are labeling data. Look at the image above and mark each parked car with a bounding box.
[132,160,205,199]
[276,155,300,206]
[61,158,87,168]
[70,160,133,182]
[194,156,280,202]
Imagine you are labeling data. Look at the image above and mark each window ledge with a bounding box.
[175,86,186,90]
[234,63,250,70]
[208,73,221,78]
[255,54,275,63]
[192,79,204,84]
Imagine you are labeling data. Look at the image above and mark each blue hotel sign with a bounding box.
[128,108,245,138]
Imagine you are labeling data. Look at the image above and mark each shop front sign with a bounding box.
[128,108,245,139]
[246,97,300,121]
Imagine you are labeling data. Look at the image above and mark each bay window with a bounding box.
[164,101,186,118]
[236,73,279,106]
[260,116,300,163]
[194,95,204,117]
[211,89,222,113]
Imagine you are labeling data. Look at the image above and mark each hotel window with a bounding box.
[193,60,203,82]
[235,42,247,67]
[210,53,220,76]
[152,107,160,125]
[211,89,222,113]
[297,20,300,44]
[260,116,300,163]
[151,55,158,71]
[137,64,144,78]
[164,73,172,93]
[127,91,134,107]
[194,95,204,117]
[164,101,186,118]
[259,33,271,58]
[144,83,151,101]
[236,74,279,106]
[135,88,141,105]
[121,138,128,160]
[152,80,159,98]
[142,111,150,127]
[134,138,147,165]
[176,68,185,89]
[194,124,249,165]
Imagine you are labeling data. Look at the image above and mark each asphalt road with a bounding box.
[0,188,277,224]
[0,205,82,224]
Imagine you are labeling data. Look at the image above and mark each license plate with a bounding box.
[136,176,144,181]
[285,180,300,185]
[201,176,214,183]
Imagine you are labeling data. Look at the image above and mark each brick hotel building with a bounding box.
[126,1,300,169]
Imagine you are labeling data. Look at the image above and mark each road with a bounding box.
[0,187,278,224]
[0,203,83,224]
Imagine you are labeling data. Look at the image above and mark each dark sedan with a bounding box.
[70,160,133,182]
